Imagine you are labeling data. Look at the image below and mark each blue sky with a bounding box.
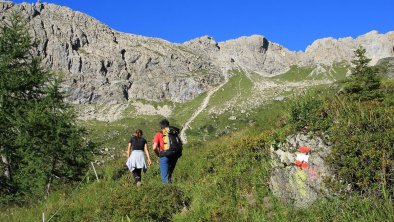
[14,0,394,51]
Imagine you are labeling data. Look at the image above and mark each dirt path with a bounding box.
[180,77,229,144]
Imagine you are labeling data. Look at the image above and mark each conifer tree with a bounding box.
[344,46,382,100]
[0,13,94,204]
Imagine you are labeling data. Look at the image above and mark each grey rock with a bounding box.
[274,149,295,166]
[1,2,223,104]
[305,31,394,66]
[270,167,318,208]
[1,2,393,106]
[229,116,237,120]
[270,133,332,208]
[274,96,285,101]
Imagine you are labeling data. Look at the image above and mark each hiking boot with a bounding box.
[136,181,142,187]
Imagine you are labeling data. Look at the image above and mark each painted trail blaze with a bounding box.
[295,146,311,169]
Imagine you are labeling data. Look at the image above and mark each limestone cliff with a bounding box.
[1,2,223,104]
[1,2,393,105]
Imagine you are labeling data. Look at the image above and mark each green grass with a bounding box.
[289,80,394,196]
[330,62,350,81]
[2,76,394,221]
[183,70,257,141]
[271,63,349,82]
[169,92,207,127]
[84,115,164,167]
[271,65,315,82]
[208,69,254,106]
[2,113,393,221]
[82,90,208,155]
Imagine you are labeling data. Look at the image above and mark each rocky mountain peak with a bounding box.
[183,35,220,55]
[1,2,224,104]
[1,2,393,105]
[219,35,269,53]
[305,31,394,65]
[363,30,380,36]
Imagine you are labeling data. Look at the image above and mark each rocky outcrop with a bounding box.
[184,35,303,75]
[305,31,394,65]
[217,35,270,73]
[183,31,394,77]
[1,2,393,105]
[376,57,394,79]
[183,35,221,59]
[1,2,223,104]
[270,133,332,208]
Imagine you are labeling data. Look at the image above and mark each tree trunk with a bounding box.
[1,155,11,180]
[44,174,53,199]
[45,159,56,199]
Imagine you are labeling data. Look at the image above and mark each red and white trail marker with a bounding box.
[295,146,311,169]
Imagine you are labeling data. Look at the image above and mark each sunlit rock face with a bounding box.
[1,2,393,104]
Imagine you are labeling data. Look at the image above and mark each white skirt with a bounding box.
[126,150,147,173]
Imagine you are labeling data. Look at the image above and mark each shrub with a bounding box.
[326,99,394,195]
[382,80,394,106]
[288,85,394,196]
[289,90,332,132]
[110,184,188,221]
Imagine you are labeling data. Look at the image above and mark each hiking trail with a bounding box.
[180,73,229,144]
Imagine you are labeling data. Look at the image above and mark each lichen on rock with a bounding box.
[270,133,332,208]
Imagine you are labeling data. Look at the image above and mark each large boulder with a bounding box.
[270,133,332,208]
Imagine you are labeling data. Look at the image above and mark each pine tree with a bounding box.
[344,46,382,101]
[0,12,44,198]
[0,13,94,204]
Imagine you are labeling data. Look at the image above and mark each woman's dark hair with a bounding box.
[159,119,170,129]
[133,129,143,139]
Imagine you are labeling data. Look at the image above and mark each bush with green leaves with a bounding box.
[288,48,393,196]
[289,90,334,132]
[326,98,394,195]
[112,184,188,221]
[0,13,94,205]
[289,85,394,197]
[53,181,188,222]
[382,80,394,106]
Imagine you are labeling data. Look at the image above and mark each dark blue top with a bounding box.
[130,137,147,151]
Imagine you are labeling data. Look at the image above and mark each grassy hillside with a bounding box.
[271,59,392,84]
[2,56,394,221]
[2,77,394,221]
[271,63,349,82]
[2,140,391,221]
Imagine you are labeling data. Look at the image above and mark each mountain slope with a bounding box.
[1,2,224,104]
[2,2,393,107]
[2,79,394,221]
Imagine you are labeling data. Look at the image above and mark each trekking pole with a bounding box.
[42,212,45,222]
[91,162,99,181]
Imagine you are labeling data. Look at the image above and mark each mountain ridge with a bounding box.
[1,1,393,106]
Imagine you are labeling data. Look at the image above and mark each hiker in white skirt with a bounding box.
[126,129,152,186]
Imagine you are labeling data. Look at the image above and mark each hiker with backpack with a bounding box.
[152,119,183,184]
[126,129,152,186]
